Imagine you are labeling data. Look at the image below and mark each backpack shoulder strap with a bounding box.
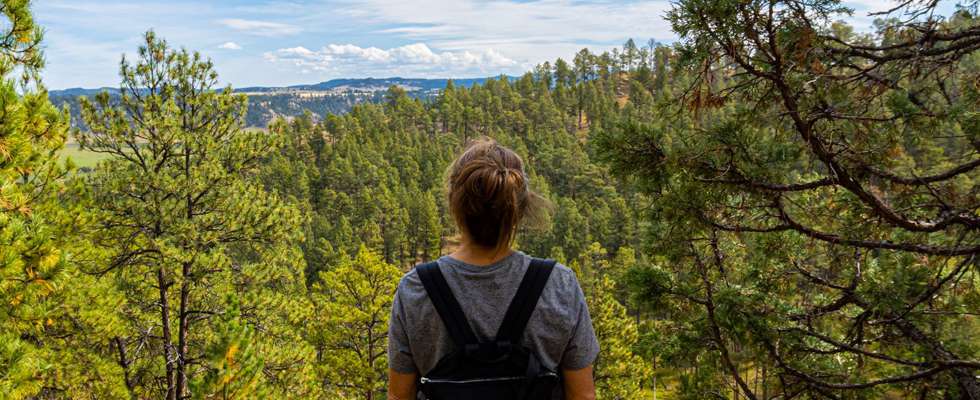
[495,257,557,344]
[416,261,479,349]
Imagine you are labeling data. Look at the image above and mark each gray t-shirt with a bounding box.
[387,251,599,379]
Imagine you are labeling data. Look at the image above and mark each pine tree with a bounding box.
[599,1,980,397]
[572,243,651,400]
[78,31,311,399]
[418,190,442,261]
[0,1,127,398]
[308,245,402,399]
[0,1,65,393]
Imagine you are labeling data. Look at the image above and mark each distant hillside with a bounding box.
[50,87,120,97]
[50,76,509,129]
[238,77,495,94]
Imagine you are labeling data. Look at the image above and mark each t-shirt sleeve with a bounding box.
[387,279,418,374]
[559,272,600,370]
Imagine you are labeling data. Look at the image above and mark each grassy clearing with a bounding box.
[59,143,110,169]
[59,127,268,170]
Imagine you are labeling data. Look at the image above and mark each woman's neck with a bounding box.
[449,240,514,267]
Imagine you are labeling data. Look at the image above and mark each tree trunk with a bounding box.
[175,135,193,399]
[652,357,657,400]
[700,256,758,400]
[157,267,176,400]
[175,261,191,399]
[367,327,374,400]
[113,336,137,400]
[761,363,768,400]
[411,233,419,264]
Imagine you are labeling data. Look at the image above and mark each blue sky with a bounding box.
[36,0,933,89]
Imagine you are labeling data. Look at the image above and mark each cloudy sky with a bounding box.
[36,0,940,89]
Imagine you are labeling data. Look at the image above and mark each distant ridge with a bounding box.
[294,77,499,91]
[49,76,517,128]
[49,87,119,97]
[51,76,514,97]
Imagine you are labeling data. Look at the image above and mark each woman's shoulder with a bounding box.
[529,258,587,320]
[394,266,426,303]
[523,255,583,294]
[396,254,582,296]
[550,263,583,291]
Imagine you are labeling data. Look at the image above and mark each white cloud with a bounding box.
[837,0,960,31]
[265,42,519,77]
[844,0,904,14]
[336,0,675,50]
[218,41,243,50]
[44,0,954,88]
[218,18,300,37]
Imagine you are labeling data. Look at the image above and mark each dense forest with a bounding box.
[2,0,979,399]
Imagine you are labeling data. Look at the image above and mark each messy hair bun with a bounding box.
[447,138,547,249]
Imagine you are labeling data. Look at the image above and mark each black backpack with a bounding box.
[415,258,560,400]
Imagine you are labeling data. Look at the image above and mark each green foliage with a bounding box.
[247,49,664,395]
[2,4,704,396]
[191,297,266,400]
[76,31,314,399]
[309,245,402,399]
[572,243,652,400]
[600,0,980,398]
[259,69,643,268]
[0,1,128,398]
